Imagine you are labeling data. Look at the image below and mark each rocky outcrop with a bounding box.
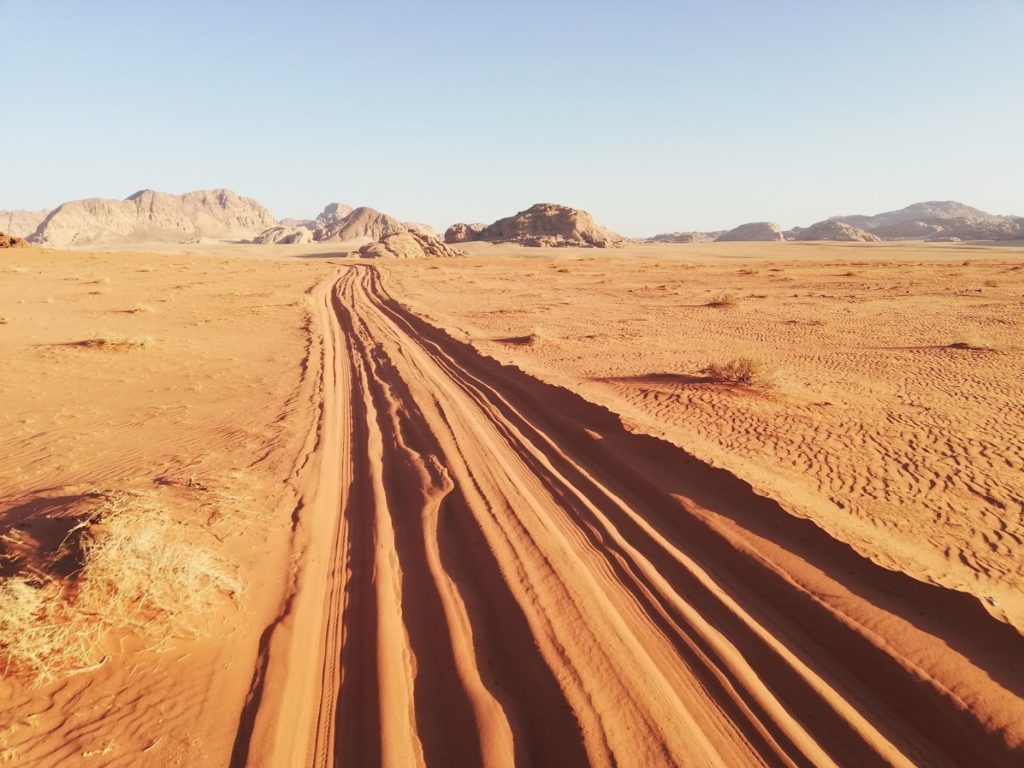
[833,201,1022,241]
[29,189,275,246]
[0,231,30,248]
[314,203,354,228]
[252,226,316,245]
[714,222,784,242]
[358,231,465,260]
[648,231,718,244]
[404,222,438,238]
[0,210,50,238]
[444,222,487,243]
[315,206,406,241]
[254,204,427,245]
[445,203,624,248]
[794,220,881,242]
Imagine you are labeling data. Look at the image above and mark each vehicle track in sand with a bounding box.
[232,265,1024,767]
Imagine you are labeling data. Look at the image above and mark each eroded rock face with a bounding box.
[0,210,50,238]
[714,222,784,242]
[794,220,881,242]
[0,231,30,248]
[358,231,465,259]
[30,189,276,246]
[445,204,625,247]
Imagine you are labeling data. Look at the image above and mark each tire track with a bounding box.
[237,265,1024,767]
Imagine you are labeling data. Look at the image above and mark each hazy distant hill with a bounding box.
[29,189,275,246]
[1,209,50,238]
[830,201,1022,241]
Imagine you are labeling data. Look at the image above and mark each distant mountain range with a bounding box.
[649,201,1023,243]
[2,194,1021,247]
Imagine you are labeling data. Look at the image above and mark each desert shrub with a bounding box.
[72,334,153,350]
[706,292,737,308]
[703,356,768,386]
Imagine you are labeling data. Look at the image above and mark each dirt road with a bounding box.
[231,265,1024,767]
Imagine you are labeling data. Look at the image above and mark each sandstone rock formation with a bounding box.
[0,210,50,238]
[253,204,429,245]
[445,204,625,247]
[833,201,1022,241]
[317,206,406,241]
[794,220,881,242]
[314,203,355,228]
[444,222,487,243]
[0,231,30,248]
[252,226,316,245]
[358,231,465,259]
[29,189,275,246]
[714,222,784,242]
[404,222,438,238]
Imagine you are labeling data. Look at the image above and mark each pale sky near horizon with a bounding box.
[2,0,1022,237]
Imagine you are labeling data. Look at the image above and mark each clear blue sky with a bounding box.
[2,0,1022,236]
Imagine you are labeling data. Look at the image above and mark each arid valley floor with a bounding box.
[2,240,1023,766]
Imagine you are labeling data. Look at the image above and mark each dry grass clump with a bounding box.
[703,356,770,386]
[71,334,153,350]
[0,491,241,685]
[947,337,992,351]
[706,292,738,308]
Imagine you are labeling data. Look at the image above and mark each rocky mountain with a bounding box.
[253,203,429,245]
[29,189,275,246]
[793,220,881,242]
[445,203,625,248]
[832,201,1022,241]
[714,222,784,242]
[358,231,465,259]
[0,210,50,238]
[1,231,30,248]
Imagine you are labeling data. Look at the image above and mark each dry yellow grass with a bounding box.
[0,491,241,686]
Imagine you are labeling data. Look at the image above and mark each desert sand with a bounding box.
[2,239,1023,766]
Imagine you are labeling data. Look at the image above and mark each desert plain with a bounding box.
[1,238,1023,767]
